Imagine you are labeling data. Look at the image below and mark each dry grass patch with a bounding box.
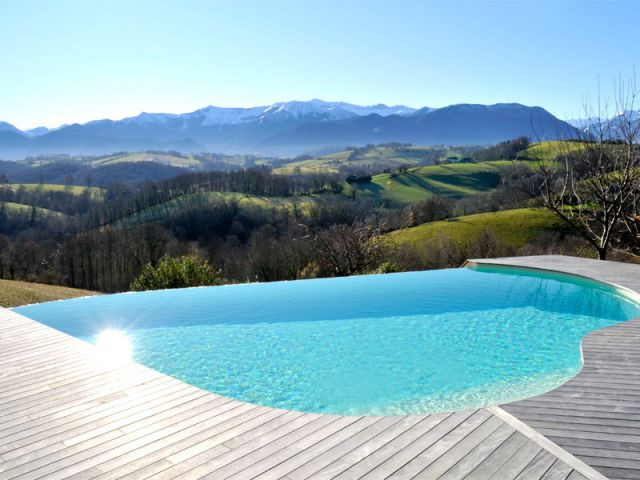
[0,279,98,308]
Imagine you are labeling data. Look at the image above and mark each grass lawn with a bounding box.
[384,208,570,250]
[0,279,97,308]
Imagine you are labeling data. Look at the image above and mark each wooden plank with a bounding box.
[251,416,383,480]
[202,415,361,480]
[0,380,195,450]
[162,412,324,479]
[486,439,542,480]
[69,404,283,479]
[540,460,574,480]
[388,411,493,478]
[412,415,503,479]
[288,416,418,480]
[514,450,558,480]
[6,396,241,479]
[438,424,516,480]
[255,416,399,480]
[122,406,289,480]
[465,432,530,480]
[356,410,478,480]
[0,393,224,475]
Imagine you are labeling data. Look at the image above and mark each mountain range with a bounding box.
[0,100,577,160]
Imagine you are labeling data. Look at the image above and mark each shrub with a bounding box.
[373,261,403,274]
[130,255,223,291]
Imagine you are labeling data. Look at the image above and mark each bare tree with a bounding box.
[310,220,385,276]
[529,75,640,260]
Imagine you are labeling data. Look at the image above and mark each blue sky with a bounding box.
[1,0,639,129]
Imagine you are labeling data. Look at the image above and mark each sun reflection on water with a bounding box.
[95,329,132,367]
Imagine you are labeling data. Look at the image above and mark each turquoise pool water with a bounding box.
[14,265,640,415]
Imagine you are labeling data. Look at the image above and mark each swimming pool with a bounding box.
[14,265,640,415]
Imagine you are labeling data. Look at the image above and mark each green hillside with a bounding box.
[1,183,105,199]
[384,208,569,249]
[90,152,275,170]
[0,201,65,218]
[116,191,323,227]
[92,152,203,168]
[349,160,533,206]
[274,145,464,174]
[519,141,586,162]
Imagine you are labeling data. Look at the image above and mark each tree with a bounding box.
[130,255,223,291]
[529,75,640,260]
[309,221,384,276]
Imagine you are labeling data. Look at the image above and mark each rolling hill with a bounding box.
[518,140,587,161]
[115,191,325,228]
[1,183,105,199]
[348,160,533,206]
[383,208,571,250]
[273,145,465,174]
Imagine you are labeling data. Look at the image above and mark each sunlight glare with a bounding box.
[95,329,132,367]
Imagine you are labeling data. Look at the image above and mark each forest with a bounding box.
[0,139,565,292]
[1,133,638,293]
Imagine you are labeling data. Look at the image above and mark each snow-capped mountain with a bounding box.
[0,100,577,159]
[571,110,640,138]
[113,99,416,128]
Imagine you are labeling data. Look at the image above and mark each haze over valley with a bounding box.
[0,100,577,159]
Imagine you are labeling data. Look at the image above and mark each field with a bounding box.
[92,152,203,168]
[273,145,465,174]
[90,152,276,170]
[519,141,587,162]
[116,191,324,227]
[349,160,533,206]
[1,183,105,199]
[1,201,65,218]
[384,208,570,250]
[0,279,97,308]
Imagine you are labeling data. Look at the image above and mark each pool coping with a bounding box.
[1,255,632,479]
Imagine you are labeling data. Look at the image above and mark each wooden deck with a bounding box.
[469,256,640,480]
[1,255,633,479]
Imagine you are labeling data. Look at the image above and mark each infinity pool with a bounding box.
[14,265,640,415]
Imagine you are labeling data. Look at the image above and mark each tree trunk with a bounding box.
[597,248,607,260]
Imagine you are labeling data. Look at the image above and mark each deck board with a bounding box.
[0,255,624,479]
